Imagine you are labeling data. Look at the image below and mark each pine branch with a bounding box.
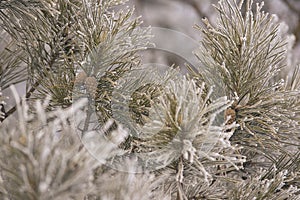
[0,98,96,200]
[193,0,300,172]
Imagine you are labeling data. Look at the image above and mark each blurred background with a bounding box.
[129,0,300,71]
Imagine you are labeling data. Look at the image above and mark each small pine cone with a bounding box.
[74,71,87,85]
[224,107,236,125]
[18,135,27,145]
[85,76,98,98]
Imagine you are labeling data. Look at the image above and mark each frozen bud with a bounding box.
[18,135,27,145]
[225,107,236,125]
[74,71,87,85]
[85,76,98,98]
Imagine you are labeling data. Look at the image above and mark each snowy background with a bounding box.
[130,0,300,68]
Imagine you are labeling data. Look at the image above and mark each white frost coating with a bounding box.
[39,182,48,193]
[182,139,196,163]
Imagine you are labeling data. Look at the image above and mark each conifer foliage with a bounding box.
[0,0,300,199]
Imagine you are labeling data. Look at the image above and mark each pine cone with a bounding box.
[74,71,87,85]
[85,76,98,98]
[224,107,236,125]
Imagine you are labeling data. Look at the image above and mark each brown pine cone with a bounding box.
[74,71,87,85]
[85,76,98,98]
[224,107,236,125]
